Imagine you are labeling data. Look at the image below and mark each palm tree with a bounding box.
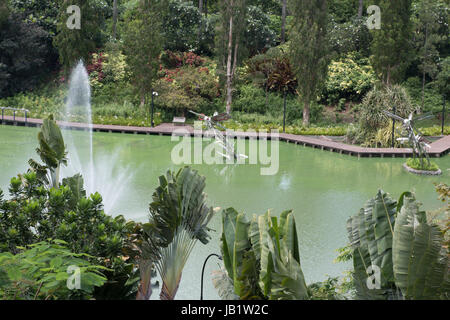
[138,167,216,300]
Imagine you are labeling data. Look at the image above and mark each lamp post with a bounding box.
[442,95,446,136]
[200,253,222,300]
[151,91,158,128]
[283,91,287,133]
[391,105,396,148]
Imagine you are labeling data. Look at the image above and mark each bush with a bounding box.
[154,66,220,114]
[0,240,107,300]
[322,53,376,105]
[359,85,419,133]
[406,158,440,172]
[0,121,141,299]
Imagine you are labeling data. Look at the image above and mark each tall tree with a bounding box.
[289,0,330,125]
[371,0,413,86]
[122,0,166,108]
[216,0,247,114]
[112,0,118,40]
[358,0,364,18]
[53,0,100,75]
[281,0,287,43]
[414,0,442,109]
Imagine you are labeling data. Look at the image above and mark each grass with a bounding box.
[406,158,440,172]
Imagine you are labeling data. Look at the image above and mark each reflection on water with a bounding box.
[0,125,449,299]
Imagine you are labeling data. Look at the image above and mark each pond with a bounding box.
[0,124,448,299]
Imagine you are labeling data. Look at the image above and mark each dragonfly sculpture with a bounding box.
[383,110,434,168]
[189,110,248,161]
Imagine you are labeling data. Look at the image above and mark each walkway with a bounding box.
[1,115,449,158]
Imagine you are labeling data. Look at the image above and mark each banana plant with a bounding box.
[346,190,399,299]
[393,195,449,299]
[28,115,67,188]
[347,190,449,300]
[139,167,216,300]
[254,210,308,300]
[217,208,308,300]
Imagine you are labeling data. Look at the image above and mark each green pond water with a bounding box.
[0,124,449,300]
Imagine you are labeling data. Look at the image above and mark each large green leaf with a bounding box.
[393,195,450,300]
[346,190,398,299]
[221,207,251,297]
[257,210,308,300]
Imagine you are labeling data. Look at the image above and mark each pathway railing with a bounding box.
[1,107,29,124]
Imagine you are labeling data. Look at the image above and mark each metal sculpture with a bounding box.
[189,111,248,161]
[383,110,434,168]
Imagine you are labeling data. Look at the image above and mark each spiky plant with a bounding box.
[139,167,216,300]
[28,115,67,188]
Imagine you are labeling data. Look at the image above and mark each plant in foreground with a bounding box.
[347,190,449,300]
[137,167,216,300]
[0,240,107,300]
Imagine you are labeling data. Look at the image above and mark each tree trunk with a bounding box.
[136,259,153,300]
[199,0,203,13]
[303,99,310,126]
[112,0,118,40]
[358,0,364,18]
[281,0,287,43]
[140,93,146,109]
[226,4,234,114]
[422,25,428,110]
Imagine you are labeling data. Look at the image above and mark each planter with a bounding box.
[403,163,442,176]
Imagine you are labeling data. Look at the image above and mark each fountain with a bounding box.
[61,60,134,213]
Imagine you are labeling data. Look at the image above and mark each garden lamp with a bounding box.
[200,253,222,300]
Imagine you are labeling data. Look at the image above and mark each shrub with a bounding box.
[322,53,376,105]
[0,240,107,300]
[160,50,205,69]
[349,85,420,146]
[406,158,440,172]
[154,66,219,114]
[0,120,141,299]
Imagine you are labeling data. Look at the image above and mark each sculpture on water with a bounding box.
[383,110,434,169]
[189,110,248,161]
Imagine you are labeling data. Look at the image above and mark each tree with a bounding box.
[216,0,247,114]
[138,167,215,300]
[53,0,101,75]
[371,0,413,86]
[358,0,364,18]
[122,0,166,108]
[0,13,53,97]
[112,0,118,40]
[289,0,330,125]
[281,0,287,43]
[413,0,443,109]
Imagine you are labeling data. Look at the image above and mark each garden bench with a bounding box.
[173,117,186,126]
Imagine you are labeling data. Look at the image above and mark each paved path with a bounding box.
[1,115,449,158]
